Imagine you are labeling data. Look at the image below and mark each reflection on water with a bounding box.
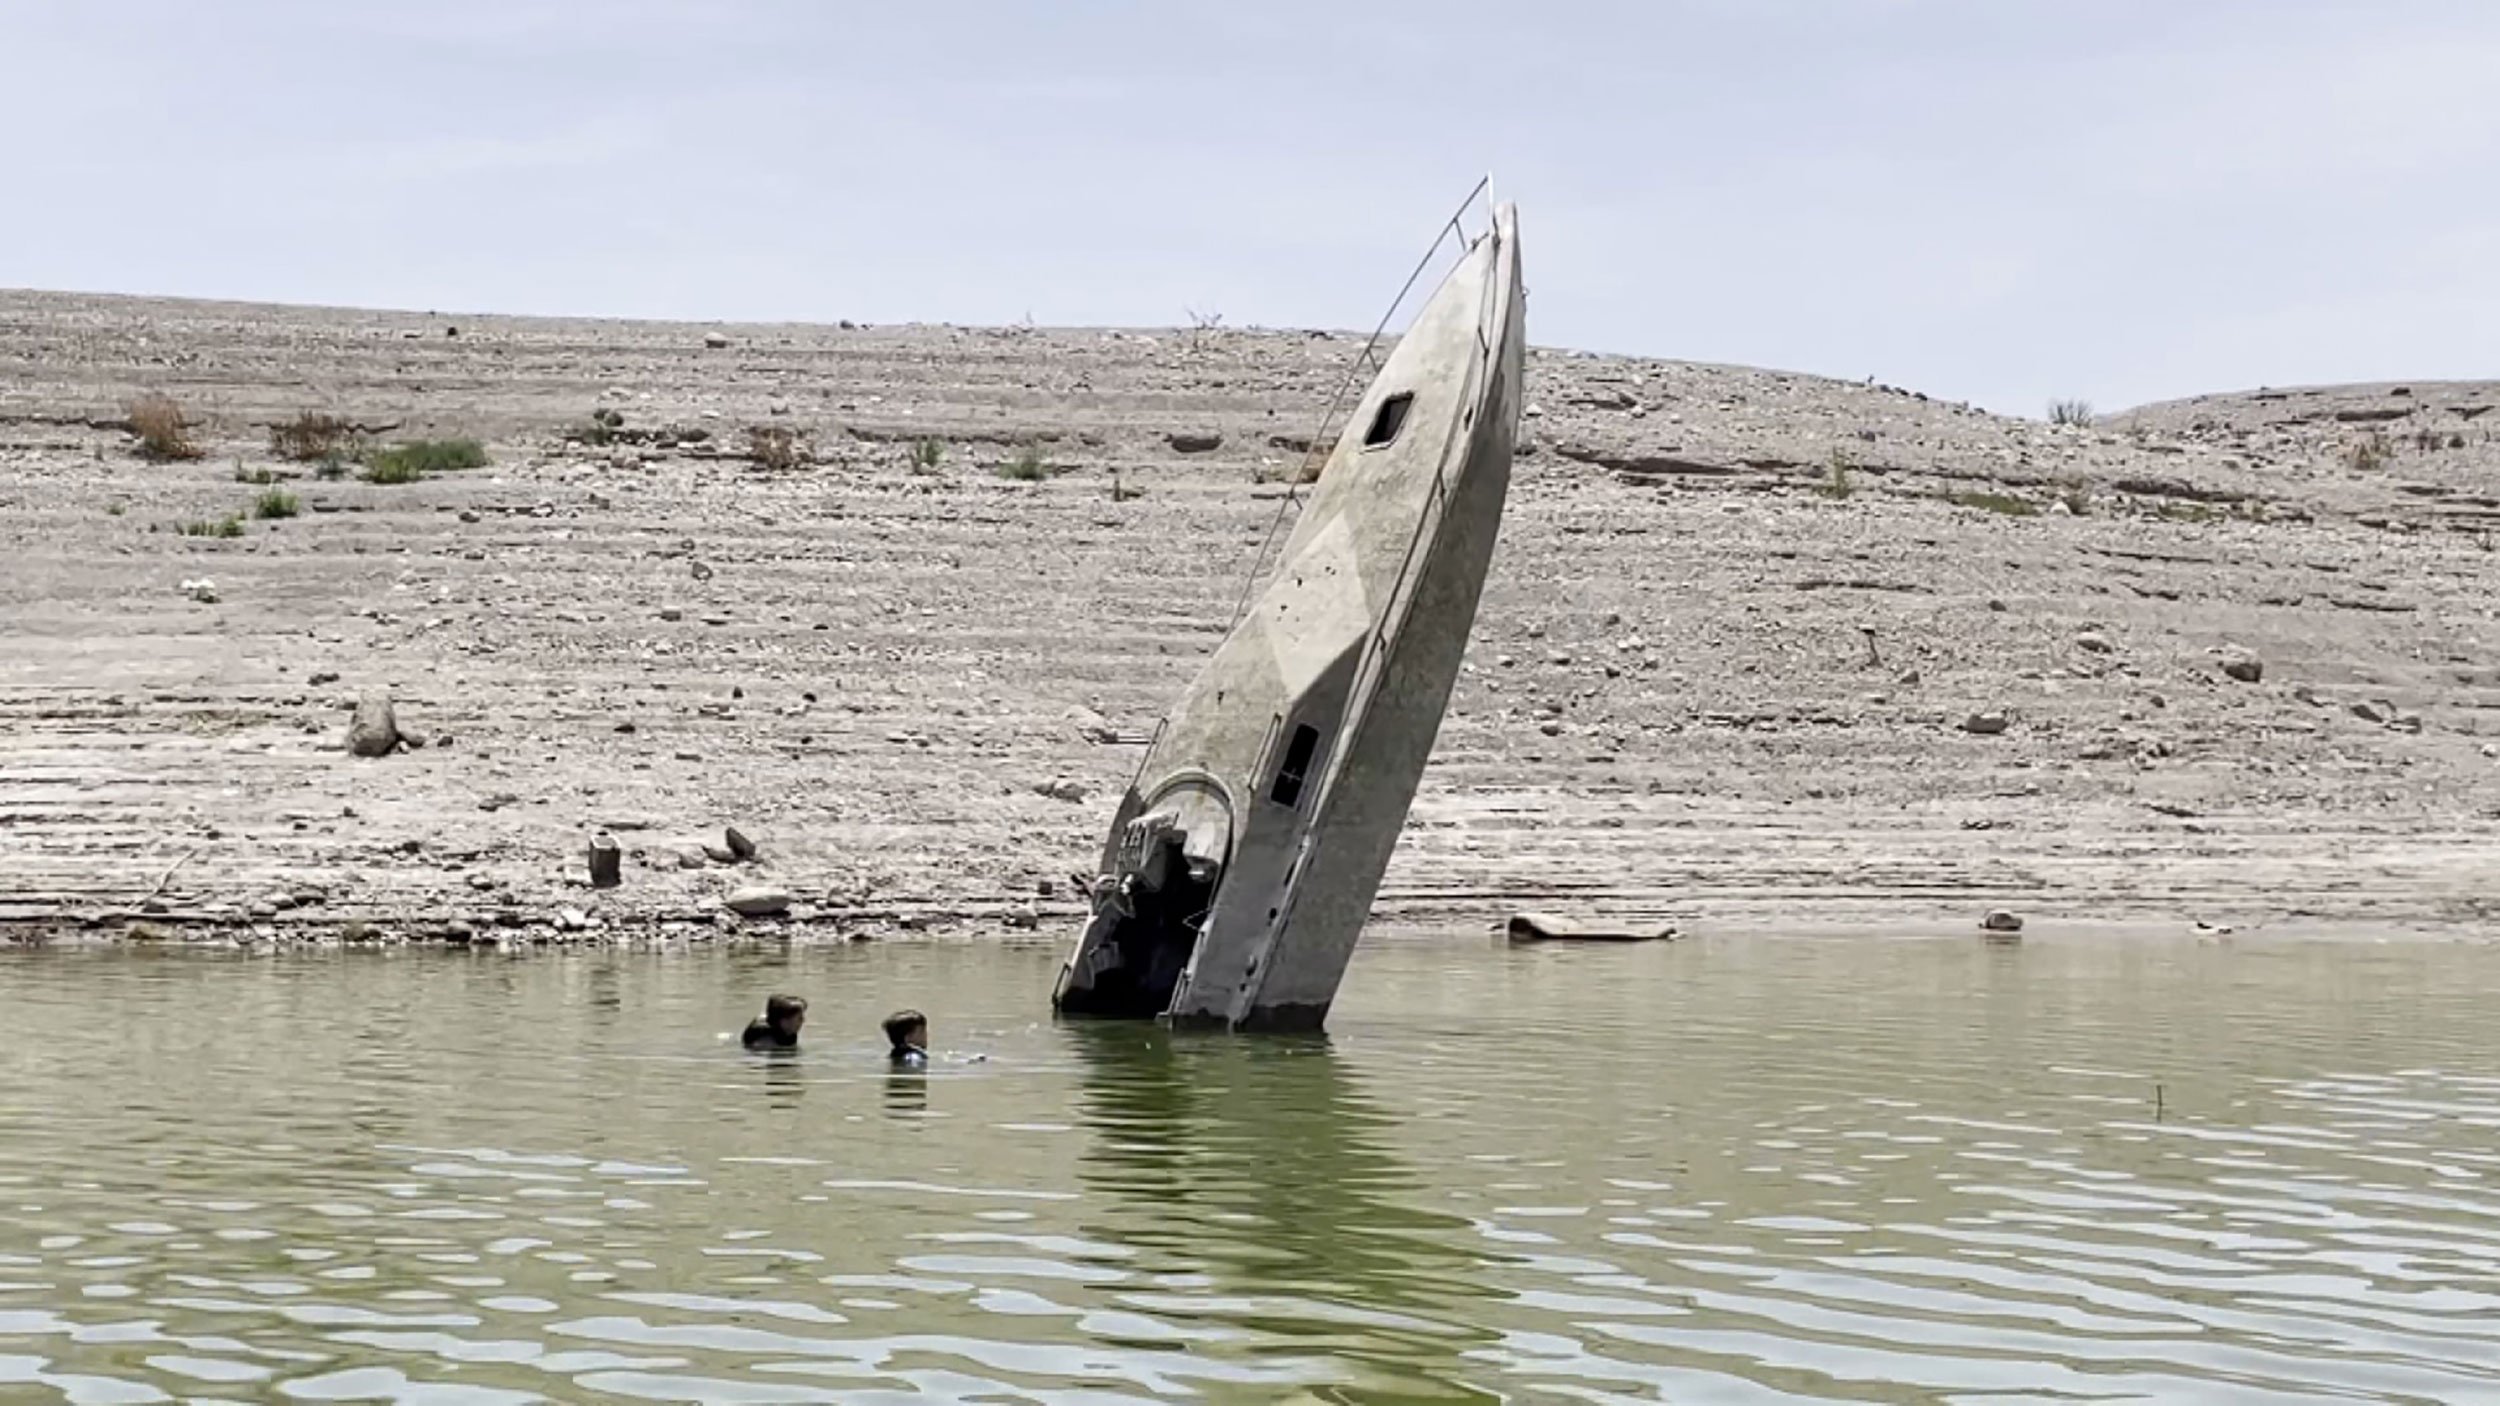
[1066,1024,1499,1402]
[1,938,2498,1403]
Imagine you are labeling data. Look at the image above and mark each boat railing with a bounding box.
[1222,177,1497,637]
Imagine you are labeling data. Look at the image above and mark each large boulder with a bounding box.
[348,692,400,757]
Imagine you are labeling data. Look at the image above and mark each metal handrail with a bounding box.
[1221,177,1495,636]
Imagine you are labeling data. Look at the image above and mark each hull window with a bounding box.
[1363,392,1414,449]
[1270,723,1321,808]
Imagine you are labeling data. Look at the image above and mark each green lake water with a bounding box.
[3,936,2498,1403]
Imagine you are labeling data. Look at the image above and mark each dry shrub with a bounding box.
[129,393,202,461]
[271,412,360,463]
[746,425,809,470]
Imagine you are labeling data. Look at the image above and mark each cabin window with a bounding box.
[1363,393,1413,449]
[1269,723,1321,808]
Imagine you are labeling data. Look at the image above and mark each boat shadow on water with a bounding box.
[1062,1021,1507,1404]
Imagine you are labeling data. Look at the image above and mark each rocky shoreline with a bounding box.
[5,290,2498,949]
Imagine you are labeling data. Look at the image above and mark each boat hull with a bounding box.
[1055,203,1526,1031]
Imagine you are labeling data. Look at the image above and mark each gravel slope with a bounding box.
[3,289,2495,945]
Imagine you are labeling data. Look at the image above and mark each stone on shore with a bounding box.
[348,692,401,757]
[1961,711,2010,736]
[725,885,791,918]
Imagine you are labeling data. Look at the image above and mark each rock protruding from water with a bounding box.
[1981,909,2024,934]
[348,692,401,757]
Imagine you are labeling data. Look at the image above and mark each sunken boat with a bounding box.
[1053,198,1526,1031]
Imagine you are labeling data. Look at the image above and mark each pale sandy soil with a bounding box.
[3,289,2496,947]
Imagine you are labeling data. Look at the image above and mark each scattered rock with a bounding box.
[309,670,341,686]
[1167,432,1222,454]
[588,830,622,888]
[1004,903,1041,930]
[703,332,731,350]
[1960,711,2010,736]
[725,825,758,862]
[347,691,401,757]
[2220,653,2264,684]
[2350,699,2392,723]
[2075,632,2114,655]
[725,885,790,918]
[1980,910,2024,934]
[179,577,218,604]
[1034,778,1088,803]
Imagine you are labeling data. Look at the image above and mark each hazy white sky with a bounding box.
[4,1,2494,414]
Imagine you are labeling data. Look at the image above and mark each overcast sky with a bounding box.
[4,1,2494,414]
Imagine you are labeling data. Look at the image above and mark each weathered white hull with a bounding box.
[1055,203,1526,1031]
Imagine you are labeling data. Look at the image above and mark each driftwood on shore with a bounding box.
[1506,912,1677,944]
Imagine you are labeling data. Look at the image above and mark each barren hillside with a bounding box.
[3,289,2495,944]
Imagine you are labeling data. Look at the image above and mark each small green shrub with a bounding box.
[361,438,487,483]
[252,488,300,520]
[2048,399,2094,427]
[1945,489,2038,517]
[178,514,245,538]
[2057,485,2091,516]
[996,445,1055,482]
[105,501,126,517]
[1816,454,1856,500]
[129,393,203,461]
[2345,432,2388,473]
[572,407,626,446]
[234,464,278,485]
[909,437,945,473]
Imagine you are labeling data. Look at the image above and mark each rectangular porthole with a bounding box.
[1269,723,1321,808]
[1363,392,1413,449]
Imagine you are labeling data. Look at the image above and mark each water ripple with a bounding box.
[3,940,2499,1401]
